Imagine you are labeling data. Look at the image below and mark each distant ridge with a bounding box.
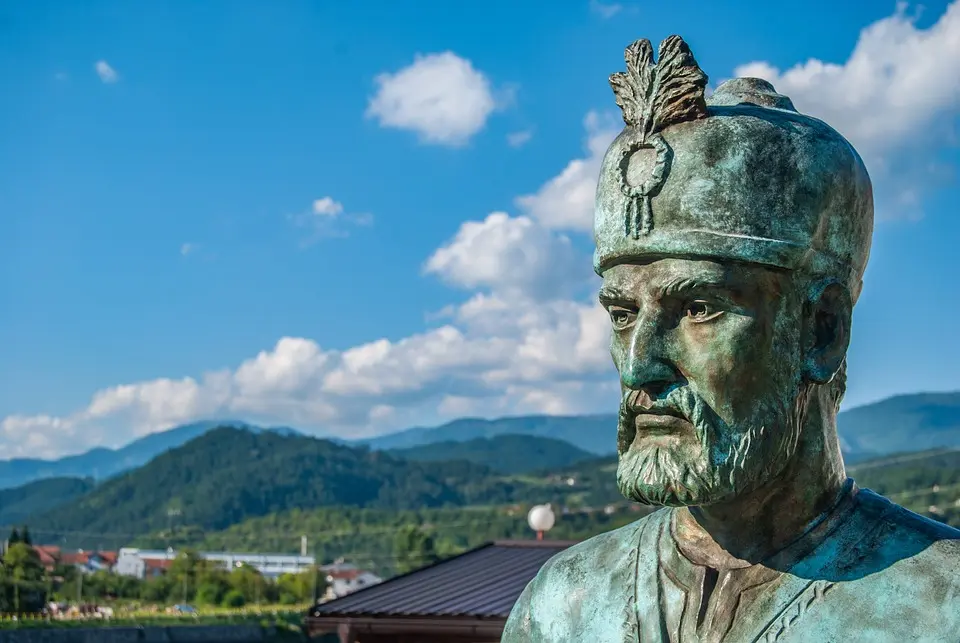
[360,414,617,455]
[3,391,960,491]
[0,420,299,490]
[388,434,597,474]
[838,392,960,462]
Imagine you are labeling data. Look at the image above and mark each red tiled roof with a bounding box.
[144,559,173,570]
[56,550,119,567]
[32,545,60,565]
[60,552,89,565]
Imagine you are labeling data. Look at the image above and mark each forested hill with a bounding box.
[0,476,95,526]
[388,434,596,474]
[24,427,528,541]
[126,449,960,578]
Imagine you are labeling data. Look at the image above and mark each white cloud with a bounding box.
[180,243,198,256]
[312,197,344,217]
[0,415,73,459]
[734,2,960,158]
[507,129,534,148]
[366,52,501,146]
[2,293,614,455]
[515,111,619,232]
[424,212,588,299]
[95,60,118,84]
[289,196,372,244]
[733,1,960,219]
[589,0,623,19]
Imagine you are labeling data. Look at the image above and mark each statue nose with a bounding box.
[619,321,682,396]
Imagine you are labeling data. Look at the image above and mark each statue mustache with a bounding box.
[617,386,713,453]
[620,387,700,421]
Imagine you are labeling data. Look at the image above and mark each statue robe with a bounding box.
[502,482,960,642]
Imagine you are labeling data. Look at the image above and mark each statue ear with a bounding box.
[803,281,852,384]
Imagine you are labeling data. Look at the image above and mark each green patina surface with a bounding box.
[501,35,960,642]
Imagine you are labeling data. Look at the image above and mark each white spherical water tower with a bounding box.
[527,503,556,540]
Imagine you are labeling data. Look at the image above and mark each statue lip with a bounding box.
[630,411,693,443]
[632,412,693,436]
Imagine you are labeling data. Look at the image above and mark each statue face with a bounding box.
[600,257,811,507]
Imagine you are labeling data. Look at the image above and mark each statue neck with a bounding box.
[676,386,849,566]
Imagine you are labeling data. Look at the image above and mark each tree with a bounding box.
[0,543,46,614]
[195,580,226,606]
[228,563,267,605]
[222,588,246,608]
[139,574,174,603]
[19,526,31,546]
[393,525,440,574]
[7,528,20,547]
[2,543,43,582]
[277,567,323,605]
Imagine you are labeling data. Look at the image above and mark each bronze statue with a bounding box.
[502,36,960,642]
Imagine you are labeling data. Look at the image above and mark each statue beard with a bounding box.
[616,380,812,507]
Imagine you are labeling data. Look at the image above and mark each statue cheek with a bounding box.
[676,318,765,407]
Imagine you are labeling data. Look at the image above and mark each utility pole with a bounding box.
[166,508,182,549]
[13,567,22,615]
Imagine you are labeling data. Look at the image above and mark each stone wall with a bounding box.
[0,624,274,643]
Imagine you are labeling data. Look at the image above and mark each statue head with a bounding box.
[595,36,874,507]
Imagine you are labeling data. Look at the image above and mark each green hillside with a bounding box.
[849,448,960,525]
[0,476,96,525]
[839,392,960,460]
[389,434,596,474]
[23,427,530,543]
[125,449,960,578]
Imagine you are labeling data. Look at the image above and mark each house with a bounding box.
[59,550,118,575]
[143,558,173,578]
[305,539,575,643]
[31,545,60,572]
[321,564,382,599]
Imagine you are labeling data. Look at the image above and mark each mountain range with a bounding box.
[2,391,960,491]
[20,428,538,546]
[387,434,596,474]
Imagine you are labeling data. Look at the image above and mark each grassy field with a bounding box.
[0,605,307,631]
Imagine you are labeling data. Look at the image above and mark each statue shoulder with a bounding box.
[502,509,667,642]
[535,508,665,588]
[854,487,960,557]
[821,488,960,635]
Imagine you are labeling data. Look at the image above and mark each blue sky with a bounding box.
[2,0,959,458]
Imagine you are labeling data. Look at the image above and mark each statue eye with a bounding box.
[684,301,720,322]
[608,307,635,330]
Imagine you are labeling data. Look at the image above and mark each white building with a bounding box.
[115,548,316,580]
[320,562,382,598]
